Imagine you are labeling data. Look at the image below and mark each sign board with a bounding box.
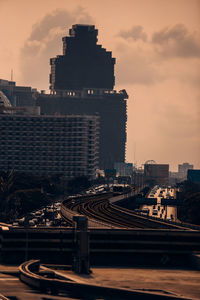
[135,197,157,205]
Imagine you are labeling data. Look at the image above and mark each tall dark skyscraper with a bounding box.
[37,24,128,170]
[50,24,115,92]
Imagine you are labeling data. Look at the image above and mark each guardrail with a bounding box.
[110,203,196,231]
[1,227,200,265]
[110,192,200,231]
[19,260,187,299]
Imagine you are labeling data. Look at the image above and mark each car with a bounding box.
[152,209,158,216]
[12,222,18,227]
[141,208,149,214]
[29,220,35,226]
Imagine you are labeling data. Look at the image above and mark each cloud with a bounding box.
[19,7,94,90]
[156,101,200,141]
[114,38,164,86]
[116,49,159,86]
[152,24,200,58]
[114,23,200,86]
[118,25,147,42]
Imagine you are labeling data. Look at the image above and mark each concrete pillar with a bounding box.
[72,215,90,274]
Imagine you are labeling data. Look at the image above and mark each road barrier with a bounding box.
[19,260,188,299]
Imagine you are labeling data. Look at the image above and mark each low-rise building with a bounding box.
[144,163,169,185]
[187,169,200,184]
[178,162,193,180]
[114,162,134,177]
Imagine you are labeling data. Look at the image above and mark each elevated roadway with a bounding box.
[0,226,200,266]
[61,192,196,230]
[0,190,199,266]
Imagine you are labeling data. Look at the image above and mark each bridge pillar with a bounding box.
[72,215,90,274]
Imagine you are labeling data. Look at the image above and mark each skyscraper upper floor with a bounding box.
[50,24,116,92]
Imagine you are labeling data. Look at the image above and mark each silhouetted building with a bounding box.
[37,24,128,170]
[0,113,99,178]
[178,162,193,180]
[0,79,36,106]
[187,169,200,184]
[36,90,127,170]
[144,163,169,185]
[50,25,115,93]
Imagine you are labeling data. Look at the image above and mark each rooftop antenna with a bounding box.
[133,142,136,165]
[11,69,13,81]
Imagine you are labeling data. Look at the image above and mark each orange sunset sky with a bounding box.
[0,0,199,171]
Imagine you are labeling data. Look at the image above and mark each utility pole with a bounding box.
[11,69,13,81]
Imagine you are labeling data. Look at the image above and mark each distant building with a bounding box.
[144,163,169,185]
[178,162,193,180]
[0,113,99,179]
[114,162,133,177]
[187,169,200,184]
[0,79,36,106]
[0,90,12,107]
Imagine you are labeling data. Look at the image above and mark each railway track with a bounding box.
[61,193,189,230]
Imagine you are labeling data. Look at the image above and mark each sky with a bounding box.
[0,0,199,171]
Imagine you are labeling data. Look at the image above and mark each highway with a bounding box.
[141,186,177,221]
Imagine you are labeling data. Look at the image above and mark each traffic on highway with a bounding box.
[11,184,114,228]
[141,186,177,221]
[10,184,180,229]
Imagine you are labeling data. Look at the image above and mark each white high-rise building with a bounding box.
[0,113,99,179]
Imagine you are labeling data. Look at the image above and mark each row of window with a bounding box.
[1,128,86,133]
[0,167,87,172]
[0,123,97,129]
[0,118,93,123]
[0,157,88,161]
[0,164,86,169]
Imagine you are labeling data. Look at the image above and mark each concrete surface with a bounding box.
[0,264,200,299]
[59,267,200,300]
[0,265,75,300]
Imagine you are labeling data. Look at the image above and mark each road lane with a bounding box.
[141,186,177,222]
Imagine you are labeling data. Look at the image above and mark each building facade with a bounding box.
[36,89,127,170]
[0,113,99,178]
[187,169,200,184]
[144,164,169,185]
[114,162,134,177]
[178,162,193,180]
[0,79,35,106]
